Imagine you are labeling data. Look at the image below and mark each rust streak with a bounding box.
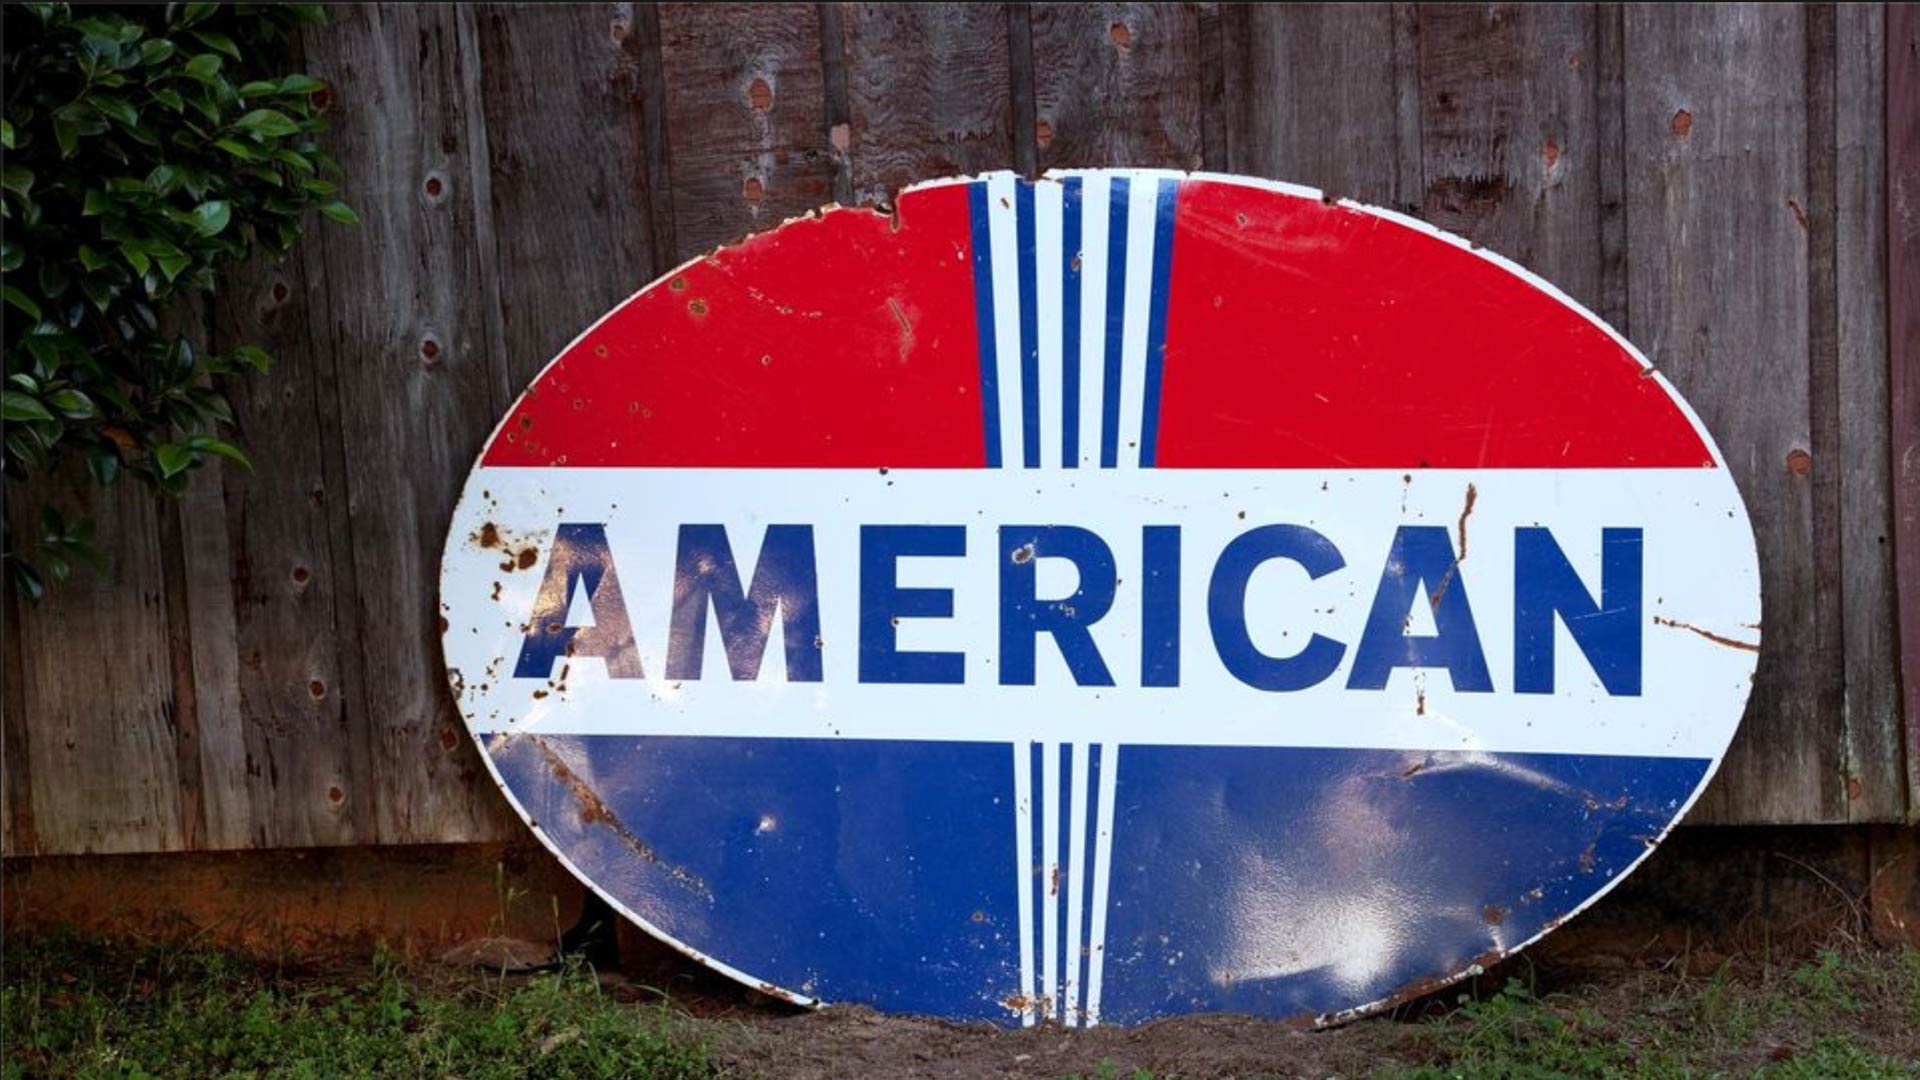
[1428,482,1478,611]
[1653,616,1760,653]
[525,736,711,896]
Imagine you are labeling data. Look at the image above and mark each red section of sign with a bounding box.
[481,183,985,468]
[1153,181,1715,469]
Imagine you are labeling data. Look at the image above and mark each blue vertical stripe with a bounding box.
[1015,183,1041,468]
[966,182,1002,468]
[1056,744,1073,1019]
[1028,738,1044,1008]
[1061,179,1084,468]
[1078,742,1104,1022]
[1099,178,1131,469]
[1138,180,1179,468]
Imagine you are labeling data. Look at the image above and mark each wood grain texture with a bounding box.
[474,2,662,391]
[840,3,1017,204]
[5,3,1915,851]
[164,252,368,850]
[1832,4,1903,822]
[1417,4,1604,312]
[656,3,835,259]
[1228,3,1422,209]
[1622,5,1827,824]
[299,4,516,845]
[1889,3,1920,823]
[1028,2,1203,171]
[6,471,186,853]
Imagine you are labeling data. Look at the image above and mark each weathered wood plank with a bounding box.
[839,3,1017,205]
[1028,2,1203,171]
[1228,3,1422,209]
[656,3,835,259]
[1622,5,1829,824]
[299,4,518,844]
[474,2,663,391]
[3,575,36,854]
[1888,3,1920,823]
[1832,4,1903,822]
[6,471,186,853]
[167,249,366,850]
[1417,4,1605,312]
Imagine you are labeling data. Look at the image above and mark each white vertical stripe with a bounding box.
[1076,175,1112,469]
[985,173,1023,470]
[1033,182,1064,469]
[1011,740,1035,1026]
[1040,739,1060,1021]
[1063,741,1091,1025]
[1116,178,1159,469]
[1084,741,1120,1026]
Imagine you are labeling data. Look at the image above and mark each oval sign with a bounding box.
[442,170,1760,1026]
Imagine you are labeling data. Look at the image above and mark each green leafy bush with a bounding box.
[1,2,352,598]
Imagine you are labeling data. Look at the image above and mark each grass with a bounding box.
[1,934,717,1080]
[4,932,1917,1079]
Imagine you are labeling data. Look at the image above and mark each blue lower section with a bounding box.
[486,735,1707,1024]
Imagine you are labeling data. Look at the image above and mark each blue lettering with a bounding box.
[1514,527,1643,695]
[859,525,966,684]
[513,523,644,679]
[1347,525,1493,692]
[1141,525,1181,687]
[1209,524,1347,692]
[1000,525,1118,686]
[666,524,822,682]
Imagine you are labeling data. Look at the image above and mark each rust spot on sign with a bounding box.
[1670,109,1693,138]
[748,77,772,111]
[1108,21,1132,49]
[743,177,764,207]
[1785,448,1812,476]
[1035,119,1054,150]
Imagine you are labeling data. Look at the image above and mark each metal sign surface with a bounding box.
[441,169,1760,1026]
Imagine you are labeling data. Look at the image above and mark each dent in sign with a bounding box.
[442,170,1760,1028]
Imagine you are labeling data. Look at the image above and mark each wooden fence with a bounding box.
[4,3,1916,856]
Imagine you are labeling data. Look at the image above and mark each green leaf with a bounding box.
[146,164,182,194]
[88,447,123,486]
[155,252,193,282]
[190,199,231,236]
[2,286,42,320]
[82,189,114,215]
[9,560,47,603]
[119,242,152,276]
[54,115,81,157]
[183,52,223,82]
[0,241,20,273]
[1,163,30,198]
[234,109,300,139]
[154,443,193,478]
[0,119,13,149]
[318,200,359,225]
[90,95,140,128]
[190,29,242,61]
[212,138,260,161]
[1,391,54,422]
[47,389,98,420]
[186,436,253,471]
[277,74,326,95]
[151,86,186,112]
[139,37,177,65]
[238,80,280,98]
[76,246,110,273]
[232,344,275,372]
